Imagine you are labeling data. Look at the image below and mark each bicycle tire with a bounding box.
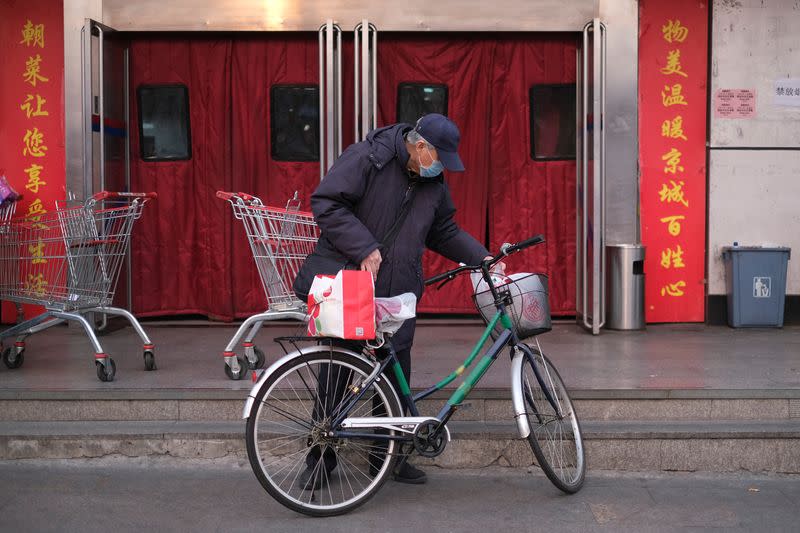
[519,344,586,493]
[246,347,403,516]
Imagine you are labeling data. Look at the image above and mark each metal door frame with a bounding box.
[81,18,132,313]
[576,18,606,335]
[318,20,342,179]
[354,20,377,142]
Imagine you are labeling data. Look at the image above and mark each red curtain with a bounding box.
[129,33,576,319]
[130,38,234,319]
[488,36,578,316]
[377,34,577,315]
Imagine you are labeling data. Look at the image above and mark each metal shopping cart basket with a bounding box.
[0,199,25,324]
[217,191,319,380]
[0,198,19,228]
[0,191,157,381]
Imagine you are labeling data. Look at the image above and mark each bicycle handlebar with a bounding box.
[501,234,544,256]
[423,234,545,287]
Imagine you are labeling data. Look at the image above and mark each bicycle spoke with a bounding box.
[276,447,313,489]
[336,447,375,485]
[270,449,309,483]
[261,400,313,430]
[260,435,307,457]
[260,391,311,422]
[284,362,318,420]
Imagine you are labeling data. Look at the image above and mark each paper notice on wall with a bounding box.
[714,89,756,118]
[773,79,800,107]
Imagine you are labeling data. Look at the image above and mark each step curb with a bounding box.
[3,419,800,439]
[2,419,798,473]
[3,388,800,401]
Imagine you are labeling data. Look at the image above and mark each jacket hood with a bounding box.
[366,123,412,170]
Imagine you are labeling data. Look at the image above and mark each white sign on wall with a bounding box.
[773,79,800,107]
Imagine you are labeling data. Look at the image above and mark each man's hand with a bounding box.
[361,249,382,279]
[484,255,506,275]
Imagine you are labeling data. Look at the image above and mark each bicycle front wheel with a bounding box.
[519,345,586,493]
[246,346,402,516]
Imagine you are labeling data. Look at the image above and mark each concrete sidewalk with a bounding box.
[0,460,798,532]
[1,321,799,392]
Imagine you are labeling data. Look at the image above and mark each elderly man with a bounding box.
[294,113,491,485]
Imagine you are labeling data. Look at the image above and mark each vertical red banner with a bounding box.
[639,0,708,323]
[0,0,66,322]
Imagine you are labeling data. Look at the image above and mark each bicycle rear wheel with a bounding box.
[246,346,402,516]
[519,344,586,493]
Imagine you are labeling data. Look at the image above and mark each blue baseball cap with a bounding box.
[414,113,465,172]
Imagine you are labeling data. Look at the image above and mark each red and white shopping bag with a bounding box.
[307,270,376,340]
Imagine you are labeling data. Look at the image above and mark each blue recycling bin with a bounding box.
[722,246,791,327]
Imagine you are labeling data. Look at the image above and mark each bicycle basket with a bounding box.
[473,273,552,339]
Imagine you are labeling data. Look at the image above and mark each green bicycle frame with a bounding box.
[389,308,516,422]
[410,309,514,421]
[330,308,516,430]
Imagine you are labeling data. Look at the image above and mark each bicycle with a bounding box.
[243,235,586,516]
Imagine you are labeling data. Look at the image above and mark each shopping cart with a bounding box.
[0,199,24,324]
[0,191,157,382]
[217,191,319,380]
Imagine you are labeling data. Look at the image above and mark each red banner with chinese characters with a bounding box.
[0,0,66,322]
[639,0,708,322]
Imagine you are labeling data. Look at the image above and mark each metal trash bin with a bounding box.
[606,244,646,330]
[722,246,791,327]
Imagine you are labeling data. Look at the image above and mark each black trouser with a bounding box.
[307,341,412,471]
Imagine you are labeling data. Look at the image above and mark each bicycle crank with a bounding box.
[412,420,449,458]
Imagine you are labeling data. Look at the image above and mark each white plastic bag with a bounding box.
[470,270,527,295]
[369,293,417,347]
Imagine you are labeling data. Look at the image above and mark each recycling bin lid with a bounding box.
[722,246,791,255]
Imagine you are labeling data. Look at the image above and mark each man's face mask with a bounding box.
[418,144,444,178]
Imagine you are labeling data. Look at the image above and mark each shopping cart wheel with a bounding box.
[252,347,266,369]
[96,358,116,382]
[224,354,249,380]
[1,347,24,369]
[143,350,157,371]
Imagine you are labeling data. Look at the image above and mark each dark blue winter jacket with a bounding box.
[294,123,488,350]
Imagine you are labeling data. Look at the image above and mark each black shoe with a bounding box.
[393,462,427,484]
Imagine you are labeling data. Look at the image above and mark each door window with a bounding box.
[529,84,576,160]
[396,83,448,124]
[270,85,320,161]
[137,84,191,161]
